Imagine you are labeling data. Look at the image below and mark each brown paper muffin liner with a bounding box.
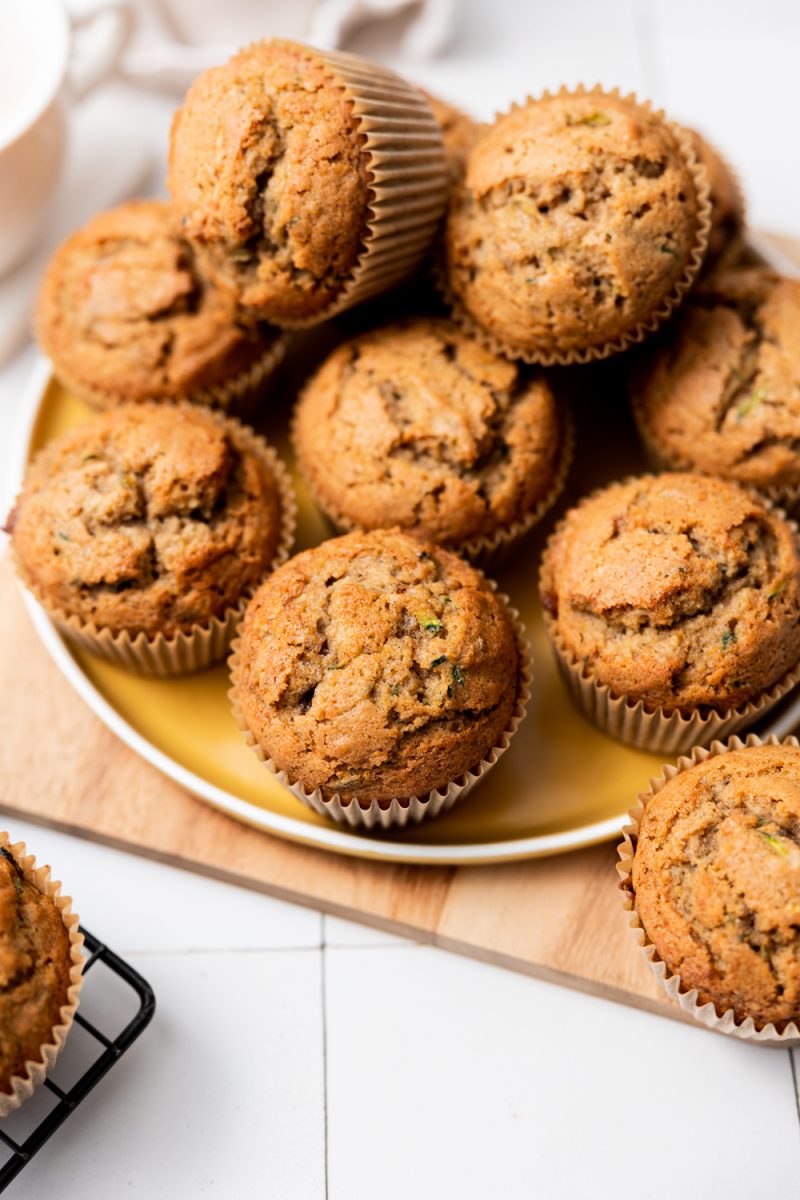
[0,832,84,1117]
[49,333,289,415]
[228,580,532,830]
[291,405,574,570]
[539,476,800,754]
[616,734,800,1046]
[436,84,713,367]
[272,43,449,330]
[13,409,297,677]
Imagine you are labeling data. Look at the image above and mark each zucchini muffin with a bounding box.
[685,128,745,271]
[421,89,480,181]
[292,318,567,554]
[169,40,446,325]
[10,404,289,644]
[232,528,522,808]
[629,743,800,1029]
[0,844,73,1098]
[36,200,283,409]
[540,472,800,713]
[632,268,800,500]
[444,88,710,362]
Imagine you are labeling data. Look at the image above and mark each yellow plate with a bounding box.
[20,354,793,865]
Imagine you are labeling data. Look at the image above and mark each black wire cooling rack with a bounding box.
[0,927,156,1192]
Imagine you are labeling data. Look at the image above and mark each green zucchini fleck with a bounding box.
[760,830,790,857]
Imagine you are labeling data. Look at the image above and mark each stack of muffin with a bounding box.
[7,41,800,1040]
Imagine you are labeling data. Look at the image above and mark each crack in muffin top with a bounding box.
[632,268,800,489]
[168,40,372,323]
[632,744,800,1028]
[36,200,276,404]
[11,405,284,638]
[444,91,705,358]
[293,318,564,545]
[540,473,800,710]
[234,528,520,804]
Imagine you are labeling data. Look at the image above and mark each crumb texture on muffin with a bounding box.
[12,405,284,639]
[168,40,371,322]
[294,318,563,545]
[633,744,800,1028]
[234,528,520,804]
[445,90,705,358]
[36,200,273,404]
[0,848,71,1094]
[540,473,800,710]
[633,267,800,489]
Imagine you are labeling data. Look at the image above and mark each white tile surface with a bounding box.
[325,914,414,948]
[0,818,322,952]
[325,945,800,1200]
[13,950,327,1200]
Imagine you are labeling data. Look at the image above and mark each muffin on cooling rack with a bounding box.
[36,200,285,411]
[539,472,800,751]
[230,527,529,827]
[442,86,711,363]
[168,40,448,326]
[631,267,800,510]
[9,404,295,674]
[292,317,570,561]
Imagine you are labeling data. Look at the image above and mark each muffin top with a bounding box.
[36,200,277,405]
[168,40,371,323]
[234,528,520,804]
[540,473,800,711]
[11,405,286,639]
[632,744,800,1028]
[633,268,800,490]
[421,90,480,180]
[0,846,72,1093]
[685,128,745,270]
[445,90,707,360]
[293,318,564,547]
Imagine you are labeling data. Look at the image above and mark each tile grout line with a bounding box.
[321,913,330,1200]
[789,1050,800,1132]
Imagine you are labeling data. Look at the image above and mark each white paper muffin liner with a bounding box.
[228,577,532,830]
[0,832,84,1117]
[616,733,800,1046]
[12,407,297,676]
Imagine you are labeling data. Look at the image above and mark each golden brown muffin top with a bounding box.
[685,128,745,270]
[168,40,371,323]
[293,318,563,546]
[36,200,276,405]
[421,89,480,181]
[0,847,72,1093]
[633,268,800,490]
[11,405,285,639]
[234,528,520,804]
[540,473,800,711]
[632,744,800,1028]
[445,90,706,359]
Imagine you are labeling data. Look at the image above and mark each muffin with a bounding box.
[230,528,528,827]
[292,318,570,560]
[685,128,745,270]
[168,40,448,327]
[631,268,800,508]
[10,404,295,674]
[443,87,711,363]
[539,473,800,750]
[621,738,800,1034]
[421,89,481,181]
[36,200,285,411]
[0,833,83,1115]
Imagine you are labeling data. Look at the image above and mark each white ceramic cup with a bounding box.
[0,0,133,278]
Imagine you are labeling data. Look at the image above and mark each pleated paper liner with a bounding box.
[683,127,747,273]
[228,582,532,831]
[268,42,448,331]
[291,404,574,570]
[48,333,289,415]
[13,408,298,677]
[0,832,84,1117]
[538,476,800,755]
[616,734,800,1047]
[436,84,713,366]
